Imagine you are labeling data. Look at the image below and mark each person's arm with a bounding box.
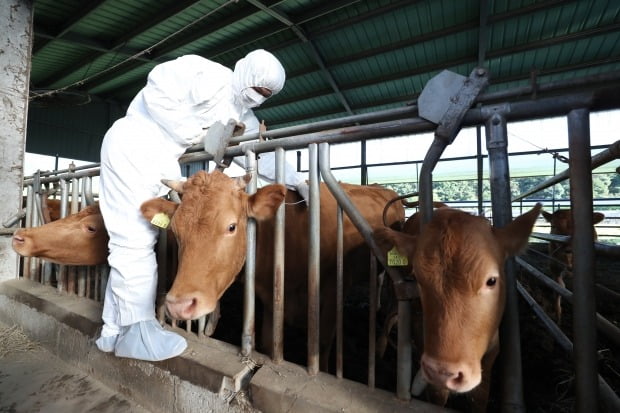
[231,112,307,192]
[141,56,229,145]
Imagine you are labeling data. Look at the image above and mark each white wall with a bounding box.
[0,0,33,281]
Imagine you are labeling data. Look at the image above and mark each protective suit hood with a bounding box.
[232,49,286,108]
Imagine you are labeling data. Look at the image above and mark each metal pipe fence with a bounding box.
[8,84,620,409]
[15,167,109,301]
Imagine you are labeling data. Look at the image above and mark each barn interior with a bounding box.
[1,1,620,412]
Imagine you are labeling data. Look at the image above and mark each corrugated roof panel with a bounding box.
[32,0,82,24]
[30,43,94,86]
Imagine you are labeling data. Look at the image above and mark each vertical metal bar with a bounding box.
[419,138,448,224]
[336,204,344,378]
[484,109,525,412]
[57,179,68,293]
[30,190,41,283]
[79,178,90,296]
[242,150,258,357]
[100,265,109,303]
[307,143,321,375]
[23,186,33,280]
[567,108,598,412]
[318,142,409,399]
[67,178,79,295]
[361,139,368,185]
[368,254,377,388]
[476,126,484,215]
[272,147,286,363]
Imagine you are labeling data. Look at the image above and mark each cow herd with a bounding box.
[11,169,605,410]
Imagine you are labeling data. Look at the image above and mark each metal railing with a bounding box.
[8,82,620,410]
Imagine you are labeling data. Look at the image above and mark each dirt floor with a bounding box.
[0,322,152,413]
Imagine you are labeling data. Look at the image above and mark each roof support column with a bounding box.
[0,0,34,282]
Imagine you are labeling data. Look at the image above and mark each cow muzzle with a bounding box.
[165,293,216,320]
[420,354,480,393]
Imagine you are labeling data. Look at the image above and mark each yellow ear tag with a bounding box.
[387,246,408,266]
[151,212,170,229]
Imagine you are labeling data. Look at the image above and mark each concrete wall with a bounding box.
[0,0,33,281]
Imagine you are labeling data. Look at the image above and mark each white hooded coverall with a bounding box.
[98,50,302,360]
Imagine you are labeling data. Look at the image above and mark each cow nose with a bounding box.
[421,354,478,393]
[165,295,197,320]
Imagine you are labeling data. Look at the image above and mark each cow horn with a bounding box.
[161,179,185,194]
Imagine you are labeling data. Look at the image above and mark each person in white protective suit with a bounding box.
[96,49,307,361]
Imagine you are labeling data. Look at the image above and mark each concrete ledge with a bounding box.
[0,278,450,413]
[0,279,253,413]
[251,358,447,413]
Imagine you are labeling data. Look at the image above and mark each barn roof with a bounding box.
[30,0,620,131]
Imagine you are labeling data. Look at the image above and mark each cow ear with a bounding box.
[494,203,542,257]
[593,212,605,225]
[161,179,185,194]
[140,198,180,222]
[542,210,553,223]
[373,227,417,258]
[247,184,286,220]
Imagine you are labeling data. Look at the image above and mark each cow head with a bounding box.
[140,170,286,320]
[542,209,605,238]
[12,204,109,266]
[374,204,541,394]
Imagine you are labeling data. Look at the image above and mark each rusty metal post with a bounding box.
[307,143,321,375]
[567,108,599,412]
[22,186,33,280]
[241,150,258,357]
[368,254,377,388]
[66,177,79,295]
[336,204,344,378]
[272,147,286,363]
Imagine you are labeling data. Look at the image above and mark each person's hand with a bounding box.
[259,120,267,141]
[233,122,246,137]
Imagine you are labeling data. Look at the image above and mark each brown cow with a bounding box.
[542,208,605,321]
[140,169,405,369]
[12,204,109,266]
[374,204,541,411]
[21,195,62,223]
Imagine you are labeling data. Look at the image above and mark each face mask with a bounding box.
[239,87,268,108]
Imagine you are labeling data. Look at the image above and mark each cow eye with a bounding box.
[228,223,237,233]
[486,277,497,287]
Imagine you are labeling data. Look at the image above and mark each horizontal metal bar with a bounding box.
[516,257,620,348]
[513,140,620,202]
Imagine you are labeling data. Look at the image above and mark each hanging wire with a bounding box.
[30,0,240,102]
[508,131,569,163]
